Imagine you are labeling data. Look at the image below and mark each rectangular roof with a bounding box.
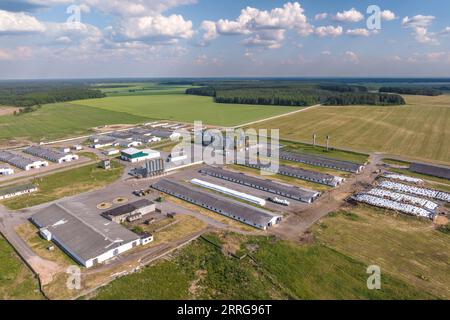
[410,163,450,180]
[279,151,364,173]
[31,204,140,262]
[102,199,154,218]
[152,179,280,228]
[0,183,36,197]
[25,146,68,162]
[199,166,319,202]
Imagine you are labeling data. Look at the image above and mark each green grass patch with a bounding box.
[382,158,411,166]
[1,160,123,210]
[436,224,450,235]
[0,235,43,300]
[72,94,300,127]
[282,140,369,164]
[91,231,432,300]
[0,103,147,143]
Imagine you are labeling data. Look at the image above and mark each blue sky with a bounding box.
[0,0,449,79]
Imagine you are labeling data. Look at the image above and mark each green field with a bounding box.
[0,103,146,143]
[313,206,450,299]
[1,161,123,210]
[0,235,43,300]
[91,229,434,300]
[254,95,450,163]
[72,94,299,127]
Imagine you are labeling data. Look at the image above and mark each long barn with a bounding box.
[199,166,320,203]
[152,179,282,230]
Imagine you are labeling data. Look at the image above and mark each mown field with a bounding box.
[0,235,43,300]
[90,209,443,300]
[253,95,450,163]
[72,94,299,127]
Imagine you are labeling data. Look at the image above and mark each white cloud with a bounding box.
[440,27,450,35]
[314,12,328,21]
[200,2,313,48]
[344,51,359,64]
[346,28,371,37]
[402,15,438,45]
[0,46,33,60]
[0,9,45,34]
[334,8,364,23]
[381,10,397,21]
[116,14,193,41]
[315,25,343,37]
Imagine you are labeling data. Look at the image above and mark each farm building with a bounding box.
[0,167,14,176]
[152,179,282,230]
[132,134,161,144]
[410,163,450,180]
[279,151,365,173]
[109,131,134,140]
[150,129,181,140]
[0,151,49,170]
[31,204,143,268]
[191,178,267,206]
[129,128,153,136]
[101,199,155,223]
[199,167,320,203]
[0,183,37,200]
[72,145,83,151]
[115,139,142,148]
[25,146,79,164]
[241,161,344,187]
[102,148,120,156]
[130,158,165,178]
[89,135,116,149]
[121,148,161,163]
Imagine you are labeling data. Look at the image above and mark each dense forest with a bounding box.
[0,83,105,108]
[186,83,406,106]
[379,87,442,96]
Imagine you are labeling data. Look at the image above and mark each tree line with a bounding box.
[186,84,405,106]
[379,87,442,96]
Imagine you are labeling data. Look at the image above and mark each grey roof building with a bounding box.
[199,166,320,203]
[25,146,78,164]
[0,150,49,170]
[279,151,365,173]
[152,179,282,230]
[31,204,141,268]
[410,163,450,180]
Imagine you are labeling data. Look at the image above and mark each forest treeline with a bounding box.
[379,87,442,96]
[0,85,105,108]
[186,83,405,106]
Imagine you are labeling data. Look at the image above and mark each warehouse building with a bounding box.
[0,151,49,170]
[101,199,155,223]
[0,167,14,176]
[150,129,181,140]
[191,178,267,206]
[102,148,120,156]
[152,179,282,230]
[89,135,116,149]
[279,151,365,173]
[115,139,142,148]
[199,167,320,203]
[129,128,153,136]
[31,204,143,268]
[25,146,79,164]
[132,134,161,144]
[130,158,165,178]
[242,161,344,187]
[109,131,134,140]
[121,148,161,163]
[0,183,37,200]
[410,163,450,180]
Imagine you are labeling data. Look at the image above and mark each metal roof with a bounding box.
[410,163,450,180]
[152,179,281,228]
[31,204,140,262]
[102,199,154,218]
[279,151,364,173]
[199,166,319,202]
[25,146,68,162]
[0,183,36,197]
[0,150,45,169]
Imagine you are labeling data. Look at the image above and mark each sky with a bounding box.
[0,0,450,79]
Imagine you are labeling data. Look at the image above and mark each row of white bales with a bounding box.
[352,173,450,219]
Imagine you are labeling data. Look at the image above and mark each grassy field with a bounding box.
[1,161,123,210]
[72,94,300,127]
[91,231,432,300]
[0,235,43,300]
[0,103,147,143]
[313,206,450,299]
[254,95,450,163]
